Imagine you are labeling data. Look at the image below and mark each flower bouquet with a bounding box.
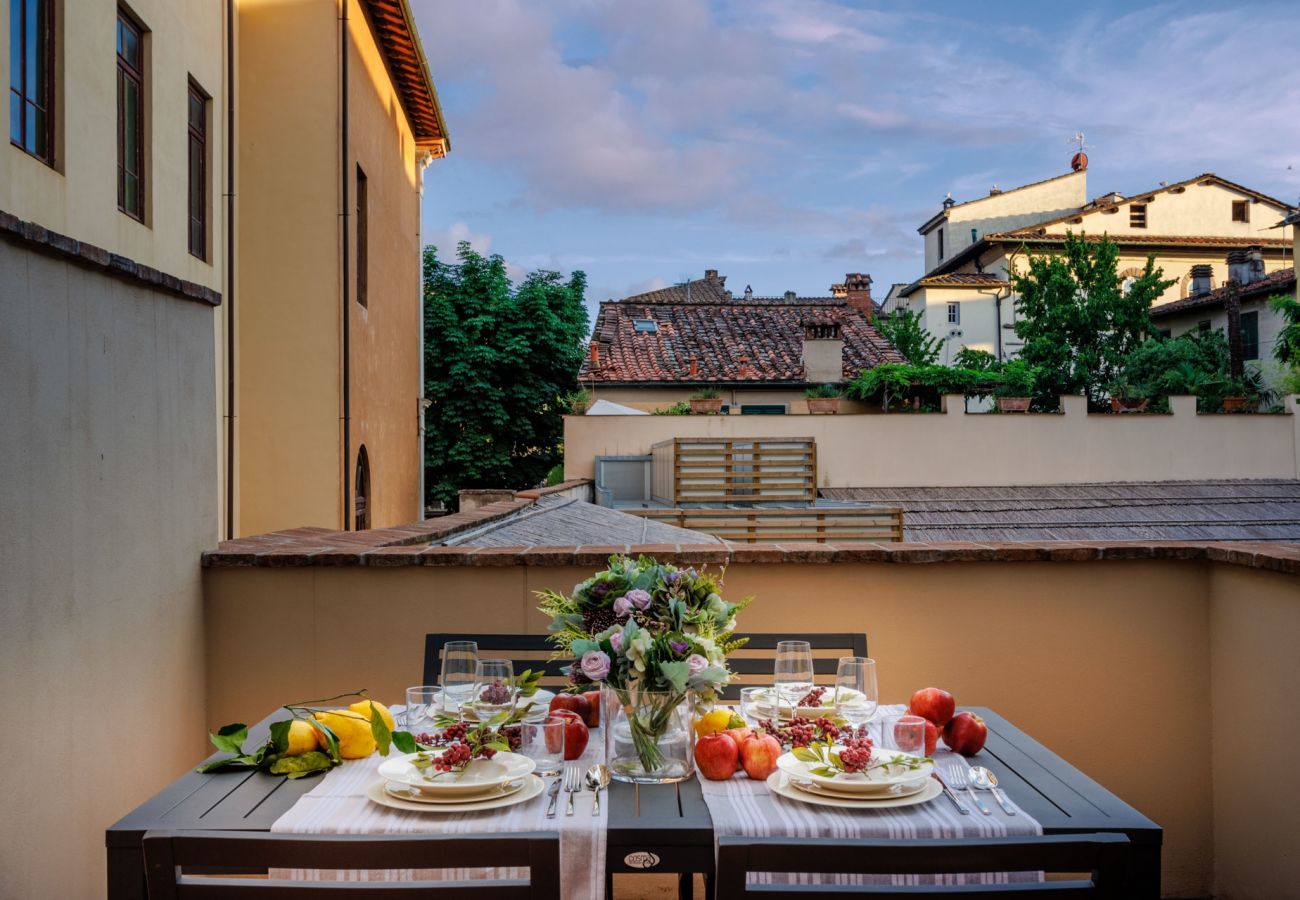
[538,555,750,782]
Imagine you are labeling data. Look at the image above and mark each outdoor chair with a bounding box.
[715,833,1131,898]
[141,830,561,898]
[423,634,570,688]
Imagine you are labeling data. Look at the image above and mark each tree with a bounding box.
[1011,232,1174,409]
[423,242,589,508]
[876,308,942,364]
[1271,292,1300,367]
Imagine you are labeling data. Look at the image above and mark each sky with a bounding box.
[411,0,1300,321]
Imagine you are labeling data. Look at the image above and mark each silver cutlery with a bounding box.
[563,765,582,816]
[946,764,991,816]
[544,774,564,818]
[968,765,1016,816]
[931,772,969,815]
[585,764,610,817]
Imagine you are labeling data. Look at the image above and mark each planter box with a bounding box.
[689,397,724,414]
[1221,396,1251,413]
[996,396,1031,413]
[806,397,841,415]
[1109,397,1149,414]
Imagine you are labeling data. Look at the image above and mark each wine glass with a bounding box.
[834,657,878,740]
[440,640,478,711]
[472,659,515,718]
[773,640,813,715]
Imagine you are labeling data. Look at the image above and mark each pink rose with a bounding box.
[609,631,624,652]
[687,654,708,676]
[581,650,611,682]
[613,596,633,618]
[626,589,652,610]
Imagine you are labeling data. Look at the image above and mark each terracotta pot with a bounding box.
[689,397,724,414]
[996,396,1031,413]
[1109,397,1148,414]
[1221,396,1249,413]
[806,397,841,415]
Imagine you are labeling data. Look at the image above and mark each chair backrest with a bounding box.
[720,632,868,701]
[715,833,1131,898]
[142,830,560,899]
[423,634,570,689]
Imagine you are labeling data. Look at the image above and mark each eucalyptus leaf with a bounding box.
[658,660,689,693]
[209,723,248,755]
[367,702,393,756]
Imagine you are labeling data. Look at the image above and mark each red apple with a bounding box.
[549,692,591,722]
[942,712,988,757]
[581,690,602,728]
[694,733,740,780]
[908,687,956,727]
[739,733,782,781]
[890,718,937,757]
[725,728,754,771]
[546,710,590,760]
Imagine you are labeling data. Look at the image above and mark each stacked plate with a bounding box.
[457,689,556,723]
[771,748,941,810]
[370,749,544,813]
[751,687,859,720]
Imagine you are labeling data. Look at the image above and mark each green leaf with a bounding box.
[268,720,293,755]
[391,731,417,754]
[484,739,511,753]
[829,752,845,769]
[367,702,393,756]
[308,719,342,764]
[209,723,248,755]
[791,746,822,764]
[269,751,333,776]
[486,710,510,727]
[808,766,837,778]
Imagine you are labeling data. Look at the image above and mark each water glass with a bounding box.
[881,714,927,760]
[739,687,767,726]
[520,716,566,776]
[834,657,878,738]
[472,658,515,717]
[403,685,443,735]
[440,640,478,711]
[773,640,813,712]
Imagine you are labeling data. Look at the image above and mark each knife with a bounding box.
[932,773,970,815]
[544,776,563,818]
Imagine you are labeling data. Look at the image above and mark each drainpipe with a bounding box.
[977,286,1009,362]
[223,0,236,539]
[339,0,352,529]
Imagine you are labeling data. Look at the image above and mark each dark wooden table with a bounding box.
[106,707,1161,898]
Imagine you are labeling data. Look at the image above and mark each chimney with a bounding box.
[1246,245,1265,284]
[744,285,753,300]
[704,269,718,280]
[1226,249,1251,285]
[942,193,955,209]
[783,290,797,302]
[989,184,1002,196]
[1189,264,1213,297]
[689,356,698,378]
[589,342,600,365]
[844,272,874,322]
[802,320,845,384]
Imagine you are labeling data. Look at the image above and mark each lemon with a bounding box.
[284,719,319,756]
[347,699,396,733]
[695,708,734,738]
[313,709,378,759]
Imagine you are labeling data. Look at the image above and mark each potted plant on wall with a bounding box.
[804,384,842,414]
[1220,370,1273,413]
[565,388,591,415]
[689,387,724,414]
[1105,376,1149,414]
[993,360,1036,413]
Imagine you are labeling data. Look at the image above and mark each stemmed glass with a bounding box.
[440,640,478,712]
[773,640,813,715]
[834,657,878,740]
[471,659,515,718]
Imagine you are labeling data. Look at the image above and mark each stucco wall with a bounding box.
[0,244,216,899]
[565,394,1300,487]
[592,386,875,415]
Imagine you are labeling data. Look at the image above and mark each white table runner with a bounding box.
[698,704,1043,887]
[270,721,606,898]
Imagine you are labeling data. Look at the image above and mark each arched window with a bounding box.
[354,446,371,531]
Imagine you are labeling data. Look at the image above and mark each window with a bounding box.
[187,81,207,259]
[1241,310,1259,361]
[353,446,370,530]
[1232,200,1249,223]
[355,165,368,307]
[9,0,54,163]
[633,319,658,333]
[739,404,786,415]
[1129,203,1147,228]
[116,10,144,219]
[969,227,977,244]
[947,302,960,325]
[937,228,945,260]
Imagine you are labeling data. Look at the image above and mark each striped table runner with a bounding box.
[270,719,606,898]
[698,704,1042,887]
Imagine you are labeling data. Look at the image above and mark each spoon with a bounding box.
[967,765,1015,815]
[585,764,611,817]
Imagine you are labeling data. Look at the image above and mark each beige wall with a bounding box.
[565,394,1300,486]
[0,243,216,900]
[201,555,1300,897]
[592,386,875,415]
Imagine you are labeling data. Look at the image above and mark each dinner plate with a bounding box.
[776,749,933,796]
[752,687,859,720]
[790,776,928,801]
[382,777,527,805]
[766,771,942,810]
[459,689,555,722]
[367,774,546,814]
[376,750,536,797]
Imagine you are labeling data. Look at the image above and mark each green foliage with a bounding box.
[691,387,721,400]
[1119,331,1229,412]
[563,388,591,414]
[876,308,943,365]
[848,360,1034,409]
[952,347,998,372]
[651,401,692,416]
[993,360,1039,398]
[423,242,589,508]
[545,464,565,486]
[804,383,842,399]
[1271,292,1300,367]
[1011,232,1174,410]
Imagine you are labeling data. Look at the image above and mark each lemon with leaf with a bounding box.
[313,709,377,759]
[347,699,395,733]
[284,719,320,756]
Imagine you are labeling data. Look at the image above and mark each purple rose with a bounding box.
[609,631,624,652]
[613,596,633,617]
[580,650,611,682]
[626,589,652,610]
[670,640,689,655]
[687,654,708,676]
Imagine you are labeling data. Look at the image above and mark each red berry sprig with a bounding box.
[432,742,472,774]
[837,736,874,774]
[798,686,828,708]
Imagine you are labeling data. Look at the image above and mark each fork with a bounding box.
[946,764,991,816]
[563,765,582,817]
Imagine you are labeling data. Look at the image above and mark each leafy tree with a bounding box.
[1271,292,1300,368]
[876,308,943,365]
[1011,232,1174,409]
[1119,330,1229,412]
[423,242,589,508]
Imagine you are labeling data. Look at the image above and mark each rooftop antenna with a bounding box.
[1069,131,1090,172]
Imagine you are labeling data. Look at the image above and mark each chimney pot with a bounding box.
[942,193,955,209]
[744,285,753,300]
[589,343,600,364]
[783,290,797,302]
[1226,249,1251,285]
[704,269,718,279]
[843,272,874,322]
[1190,264,1214,297]
[689,356,698,378]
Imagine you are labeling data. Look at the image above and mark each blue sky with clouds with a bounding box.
[412,1,1300,318]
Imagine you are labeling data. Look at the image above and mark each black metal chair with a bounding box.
[142,830,561,898]
[715,833,1131,898]
[423,634,571,689]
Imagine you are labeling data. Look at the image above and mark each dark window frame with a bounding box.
[1129,203,1147,228]
[947,301,960,325]
[354,446,371,530]
[1231,200,1249,223]
[1241,310,1259,361]
[355,164,368,307]
[116,8,145,221]
[9,0,56,164]
[186,79,208,260]
[937,228,944,260]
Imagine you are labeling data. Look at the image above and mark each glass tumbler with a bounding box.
[881,714,928,760]
[403,685,444,736]
[834,657,878,739]
[521,715,566,776]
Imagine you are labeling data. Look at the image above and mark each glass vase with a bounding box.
[601,684,694,784]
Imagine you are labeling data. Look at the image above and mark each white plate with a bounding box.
[460,689,556,722]
[776,748,933,796]
[752,687,858,720]
[766,771,942,810]
[790,776,928,800]
[367,774,546,814]
[376,750,535,797]
[382,778,528,805]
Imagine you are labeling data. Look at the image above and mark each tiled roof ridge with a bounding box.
[993,232,1291,247]
[1150,267,1296,318]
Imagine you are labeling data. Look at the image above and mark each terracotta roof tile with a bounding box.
[992,232,1290,247]
[916,273,1010,288]
[1149,267,1295,318]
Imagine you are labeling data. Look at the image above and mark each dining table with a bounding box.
[106,706,1162,898]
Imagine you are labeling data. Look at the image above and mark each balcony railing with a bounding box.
[651,437,817,505]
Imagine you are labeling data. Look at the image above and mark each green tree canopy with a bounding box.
[875,308,943,365]
[423,242,589,508]
[1011,232,1174,409]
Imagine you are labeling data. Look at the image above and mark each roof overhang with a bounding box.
[361,0,450,156]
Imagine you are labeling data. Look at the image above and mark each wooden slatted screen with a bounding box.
[652,437,818,505]
[627,506,904,543]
